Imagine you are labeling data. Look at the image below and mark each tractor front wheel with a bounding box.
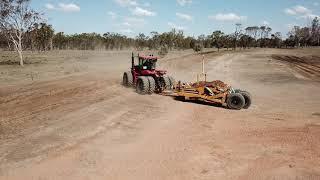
[161,76,172,90]
[227,93,245,110]
[147,76,156,94]
[136,76,150,95]
[123,71,133,87]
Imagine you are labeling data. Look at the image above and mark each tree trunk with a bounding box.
[18,50,23,66]
[16,34,24,66]
[50,38,53,50]
[7,41,11,51]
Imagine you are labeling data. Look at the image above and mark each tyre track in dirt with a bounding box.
[0,75,127,170]
[0,75,121,140]
[271,55,320,81]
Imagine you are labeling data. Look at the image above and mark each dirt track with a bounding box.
[1,48,320,179]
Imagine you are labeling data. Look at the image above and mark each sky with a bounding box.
[30,0,320,37]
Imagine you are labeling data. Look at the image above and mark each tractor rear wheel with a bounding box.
[168,76,175,89]
[136,76,150,95]
[123,71,133,87]
[147,76,156,94]
[162,76,171,90]
[227,93,245,110]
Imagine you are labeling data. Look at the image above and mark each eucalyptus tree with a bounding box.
[271,32,282,48]
[311,17,320,46]
[234,23,242,50]
[31,23,54,51]
[266,27,272,38]
[211,30,225,51]
[0,0,42,66]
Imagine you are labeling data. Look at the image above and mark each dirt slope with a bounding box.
[0,49,320,180]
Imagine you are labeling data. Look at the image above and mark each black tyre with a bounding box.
[123,71,133,87]
[136,76,150,95]
[239,91,252,109]
[234,89,252,97]
[147,76,156,94]
[163,76,171,90]
[234,89,241,93]
[168,76,175,89]
[227,93,245,110]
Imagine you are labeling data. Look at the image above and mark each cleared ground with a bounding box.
[0,48,320,180]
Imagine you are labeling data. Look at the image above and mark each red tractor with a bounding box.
[122,53,175,94]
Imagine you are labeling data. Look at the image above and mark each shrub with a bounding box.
[193,43,203,53]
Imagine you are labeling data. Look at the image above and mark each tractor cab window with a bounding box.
[150,60,156,69]
[139,58,157,70]
[144,59,156,70]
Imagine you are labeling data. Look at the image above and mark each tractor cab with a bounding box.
[132,53,158,71]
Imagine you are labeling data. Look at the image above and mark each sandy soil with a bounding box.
[0,48,320,180]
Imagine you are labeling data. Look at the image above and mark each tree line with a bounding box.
[1,0,320,66]
[1,17,319,52]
